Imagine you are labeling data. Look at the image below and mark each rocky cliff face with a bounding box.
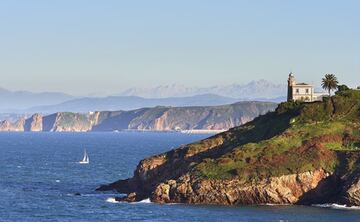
[0,102,276,132]
[0,118,25,131]
[97,90,360,206]
[25,114,43,131]
[151,170,331,205]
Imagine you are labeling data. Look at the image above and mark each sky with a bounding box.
[0,0,359,95]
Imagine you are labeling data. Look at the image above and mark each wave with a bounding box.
[67,193,119,197]
[105,197,152,204]
[139,198,151,203]
[81,193,118,197]
[106,197,119,203]
[130,198,152,204]
[262,203,291,206]
[313,203,360,210]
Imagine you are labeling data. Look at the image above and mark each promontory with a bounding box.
[97,89,360,206]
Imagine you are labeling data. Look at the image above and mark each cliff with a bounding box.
[97,89,360,206]
[0,101,276,132]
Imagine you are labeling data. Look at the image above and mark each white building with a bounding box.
[287,73,326,102]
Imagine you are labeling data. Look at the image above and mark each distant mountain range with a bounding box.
[0,80,287,114]
[24,94,242,114]
[0,87,73,112]
[0,102,277,132]
[119,80,287,99]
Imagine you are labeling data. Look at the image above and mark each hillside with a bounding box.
[0,102,276,132]
[97,89,360,206]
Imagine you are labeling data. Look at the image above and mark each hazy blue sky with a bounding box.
[0,0,359,95]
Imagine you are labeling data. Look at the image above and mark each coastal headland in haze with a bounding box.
[0,102,276,132]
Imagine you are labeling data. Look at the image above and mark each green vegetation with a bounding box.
[337,84,350,93]
[324,142,360,151]
[195,89,360,182]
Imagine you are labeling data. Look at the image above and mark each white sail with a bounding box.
[79,149,89,164]
[85,153,89,163]
[83,150,88,162]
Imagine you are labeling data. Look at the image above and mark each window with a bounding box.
[296,89,299,94]
[306,89,309,94]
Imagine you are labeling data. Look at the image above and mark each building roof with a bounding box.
[296,82,311,86]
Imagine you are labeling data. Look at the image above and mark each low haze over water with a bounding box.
[1,132,360,222]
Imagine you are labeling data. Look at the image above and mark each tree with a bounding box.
[337,84,349,92]
[321,74,338,97]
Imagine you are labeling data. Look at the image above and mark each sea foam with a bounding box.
[106,197,152,204]
[139,198,151,203]
[106,197,119,203]
[313,203,360,210]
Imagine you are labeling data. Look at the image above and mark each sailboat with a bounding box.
[79,149,89,164]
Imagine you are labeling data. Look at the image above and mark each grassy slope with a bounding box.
[194,90,360,182]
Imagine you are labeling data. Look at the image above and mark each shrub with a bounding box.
[336,84,350,94]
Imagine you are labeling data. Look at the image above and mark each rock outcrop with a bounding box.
[25,114,43,131]
[0,118,25,131]
[151,170,331,205]
[97,89,360,206]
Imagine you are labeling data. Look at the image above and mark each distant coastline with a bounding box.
[120,129,226,134]
[0,129,226,134]
[0,102,276,133]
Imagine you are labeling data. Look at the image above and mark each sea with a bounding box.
[1,132,360,222]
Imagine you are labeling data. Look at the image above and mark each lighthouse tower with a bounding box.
[287,72,296,101]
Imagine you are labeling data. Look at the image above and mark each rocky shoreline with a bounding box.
[97,144,360,206]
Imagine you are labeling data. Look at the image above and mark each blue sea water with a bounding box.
[1,132,360,222]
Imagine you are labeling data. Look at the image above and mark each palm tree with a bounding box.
[321,74,338,97]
